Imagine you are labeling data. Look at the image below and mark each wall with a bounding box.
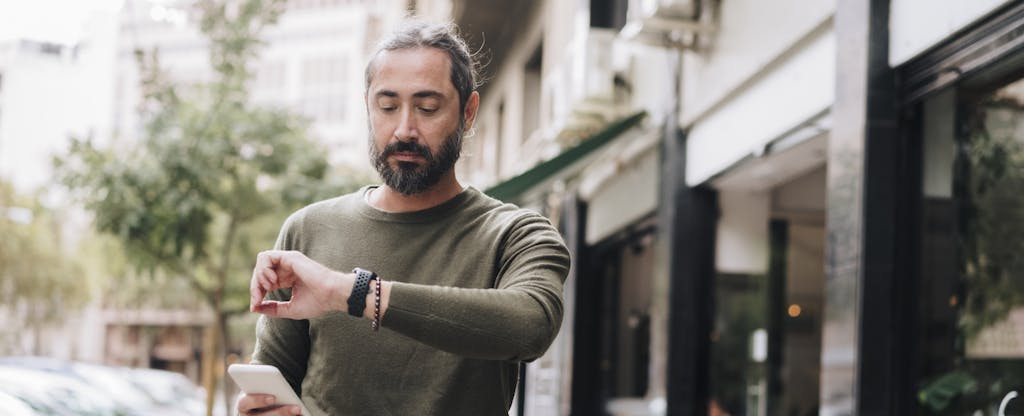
[889,0,1013,66]
[585,148,659,245]
[680,0,836,125]
[0,11,119,193]
[684,24,835,186]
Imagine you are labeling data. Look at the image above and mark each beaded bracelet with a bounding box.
[372,277,382,332]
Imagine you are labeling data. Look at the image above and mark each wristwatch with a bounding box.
[348,268,378,318]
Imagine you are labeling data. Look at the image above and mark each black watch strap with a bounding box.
[348,268,377,318]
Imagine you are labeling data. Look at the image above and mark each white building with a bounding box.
[113,0,413,171]
[0,6,119,193]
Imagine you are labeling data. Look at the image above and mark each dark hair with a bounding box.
[365,21,480,112]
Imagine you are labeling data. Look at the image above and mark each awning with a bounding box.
[484,111,648,203]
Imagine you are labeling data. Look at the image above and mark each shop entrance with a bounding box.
[708,136,827,416]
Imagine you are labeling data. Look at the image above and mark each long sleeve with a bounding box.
[381,212,570,361]
[245,188,571,414]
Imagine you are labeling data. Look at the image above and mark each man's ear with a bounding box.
[463,91,480,131]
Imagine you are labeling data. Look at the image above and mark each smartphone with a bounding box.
[228,364,310,415]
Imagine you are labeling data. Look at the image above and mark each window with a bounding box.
[590,0,628,30]
[299,55,347,122]
[252,60,287,106]
[708,169,826,416]
[574,219,656,412]
[916,60,1024,415]
[522,44,542,145]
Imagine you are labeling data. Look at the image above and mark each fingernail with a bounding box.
[292,406,302,415]
[264,396,274,405]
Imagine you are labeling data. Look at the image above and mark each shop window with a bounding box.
[709,168,826,416]
[917,64,1024,415]
[573,219,655,412]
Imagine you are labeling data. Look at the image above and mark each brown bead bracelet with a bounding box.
[372,277,381,331]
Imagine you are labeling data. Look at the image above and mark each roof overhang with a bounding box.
[450,0,540,97]
[484,111,648,204]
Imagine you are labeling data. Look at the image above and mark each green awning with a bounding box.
[485,111,647,202]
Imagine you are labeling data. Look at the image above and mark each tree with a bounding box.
[54,1,367,414]
[0,181,91,354]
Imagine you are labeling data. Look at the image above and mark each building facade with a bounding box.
[444,0,1024,415]
[113,0,411,171]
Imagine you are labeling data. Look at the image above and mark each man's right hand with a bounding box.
[236,393,302,415]
[250,250,350,319]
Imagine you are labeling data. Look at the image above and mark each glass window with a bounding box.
[709,168,826,416]
[299,55,347,122]
[917,67,1024,415]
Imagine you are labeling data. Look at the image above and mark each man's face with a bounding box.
[365,47,476,195]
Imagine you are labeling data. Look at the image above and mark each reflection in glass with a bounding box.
[918,73,1024,415]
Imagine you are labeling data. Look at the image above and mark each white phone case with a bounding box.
[228,364,310,415]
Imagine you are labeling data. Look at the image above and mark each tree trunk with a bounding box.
[220,311,233,416]
[216,215,239,416]
[202,322,218,416]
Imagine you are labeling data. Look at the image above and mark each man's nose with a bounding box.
[394,108,418,140]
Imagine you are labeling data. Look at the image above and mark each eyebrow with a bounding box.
[374,89,445,99]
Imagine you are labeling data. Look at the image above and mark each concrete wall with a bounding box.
[585,148,659,245]
[889,0,1014,66]
[680,0,836,125]
[716,190,770,274]
[680,0,836,186]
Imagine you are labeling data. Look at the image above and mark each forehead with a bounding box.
[368,47,454,93]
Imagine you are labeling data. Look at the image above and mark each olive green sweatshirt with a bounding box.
[251,186,570,415]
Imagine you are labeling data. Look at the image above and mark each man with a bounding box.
[236,22,571,415]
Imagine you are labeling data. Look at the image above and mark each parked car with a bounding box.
[124,367,207,416]
[0,357,207,415]
[0,365,129,415]
[0,390,36,416]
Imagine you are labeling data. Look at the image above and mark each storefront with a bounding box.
[820,0,1024,413]
[667,1,1024,415]
[895,2,1024,413]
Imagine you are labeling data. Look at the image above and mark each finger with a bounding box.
[246,404,288,415]
[250,252,278,307]
[252,300,293,318]
[250,270,268,310]
[252,405,301,415]
[237,393,276,412]
[281,405,302,415]
[250,267,281,310]
[259,267,281,290]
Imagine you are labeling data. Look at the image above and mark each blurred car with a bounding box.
[0,357,207,415]
[0,365,129,415]
[124,367,207,416]
[0,390,36,416]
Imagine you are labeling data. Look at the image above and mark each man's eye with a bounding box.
[419,107,438,114]
[379,106,397,112]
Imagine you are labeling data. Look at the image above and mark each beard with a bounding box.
[369,123,463,196]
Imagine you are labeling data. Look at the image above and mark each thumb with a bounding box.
[252,300,295,319]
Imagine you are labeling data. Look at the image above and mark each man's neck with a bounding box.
[368,173,464,213]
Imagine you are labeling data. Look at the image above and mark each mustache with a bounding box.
[380,141,432,160]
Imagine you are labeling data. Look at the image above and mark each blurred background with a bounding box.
[0,0,1023,415]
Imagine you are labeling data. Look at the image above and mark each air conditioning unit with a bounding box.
[633,0,698,20]
[541,27,630,147]
[621,0,712,49]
